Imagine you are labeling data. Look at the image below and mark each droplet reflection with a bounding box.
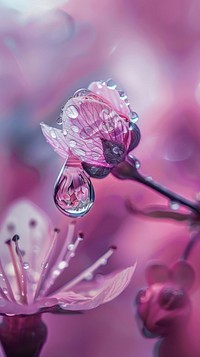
[54,162,95,218]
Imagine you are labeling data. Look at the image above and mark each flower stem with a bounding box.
[182,231,200,260]
[112,158,200,216]
[0,314,47,357]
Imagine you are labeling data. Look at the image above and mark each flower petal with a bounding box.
[52,265,136,311]
[40,123,69,159]
[62,97,131,166]
[88,80,130,117]
[145,263,170,285]
[170,261,195,290]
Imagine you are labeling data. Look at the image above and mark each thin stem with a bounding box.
[112,158,200,216]
[182,231,200,260]
[135,172,200,215]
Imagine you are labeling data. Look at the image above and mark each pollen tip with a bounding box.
[12,234,20,242]
[54,228,60,233]
[110,245,117,250]
[5,239,11,245]
[78,231,84,239]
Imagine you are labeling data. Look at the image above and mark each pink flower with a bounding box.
[136,261,195,337]
[0,200,136,316]
[41,79,140,217]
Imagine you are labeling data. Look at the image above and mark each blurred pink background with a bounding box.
[1,0,200,356]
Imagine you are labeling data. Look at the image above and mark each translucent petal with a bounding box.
[40,123,69,159]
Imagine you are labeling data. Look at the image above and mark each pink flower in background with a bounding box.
[41,79,140,217]
[0,200,135,316]
[136,261,195,337]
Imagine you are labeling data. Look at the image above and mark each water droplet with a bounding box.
[70,252,75,258]
[63,129,67,136]
[69,140,76,148]
[129,111,139,128]
[84,272,93,281]
[118,90,127,100]
[3,288,8,295]
[71,125,79,133]
[65,105,79,119]
[56,116,63,125]
[68,244,75,251]
[100,258,107,266]
[169,201,180,210]
[54,164,95,218]
[73,89,90,97]
[73,148,86,156]
[106,79,117,89]
[50,130,57,139]
[23,262,29,270]
[58,261,68,270]
[53,269,60,277]
[135,160,141,169]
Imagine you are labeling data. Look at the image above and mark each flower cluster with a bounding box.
[0,200,135,316]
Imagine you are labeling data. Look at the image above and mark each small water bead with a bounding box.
[70,252,75,258]
[63,129,67,136]
[100,258,107,266]
[84,272,93,281]
[58,261,68,270]
[69,140,76,148]
[73,148,86,157]
[135,160,141,169]
[71,125,79,133]
[23,262,30,270]
[169,201,180,210]
[65,105,79,119]
[106,79,117,89]
[73,88,91,97]
[56,116,63,125]
[118,90,128,100]
[68,244,75,251]
[50,130,57,139]
[3,288,8,295]
[53,269,60,277]
[129,112,139,128]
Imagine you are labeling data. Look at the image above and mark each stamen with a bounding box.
[0,258,16,302]
[34,228,60,300]
[43,231,83,296]
[47,246,116,296]
[12,235,28,304]
[5,239,25,303]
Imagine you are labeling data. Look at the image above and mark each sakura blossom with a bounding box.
[41,79,140,217]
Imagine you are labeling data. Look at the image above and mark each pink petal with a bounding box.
[62,97,131,166]
[170,261,195,290]
[88,81,130,117]
[40,123,69,159]
[145,263,170,285]
[52,265,136,311]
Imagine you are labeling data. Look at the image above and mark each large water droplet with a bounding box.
[54,163,95,218]
[169,201,180,210]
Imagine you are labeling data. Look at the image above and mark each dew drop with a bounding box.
[65,105,79,119]
[73,89,90,97]
[23,262,29,270]
[100,258,107,266]
[54,164,95,218]
[3,288,8,295]
[53,269,60,277]
[69,140,76,148]
[84,272,93,281]
[135,160,141,169]
[50,130,57,139]
[71,125,79,133]
[68,244,75,251]
[63,129,67,136]
[129,112,139,129]
[58,261,68,270]
[118,90,127,100]
[106,78,117,89]
[169,201,180,210]
[56,116,63,125]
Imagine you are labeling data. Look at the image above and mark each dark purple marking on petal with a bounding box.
[128,124,141,152]
[101,139,126,165]
[82,162,111,178]
[158,287,188,310]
